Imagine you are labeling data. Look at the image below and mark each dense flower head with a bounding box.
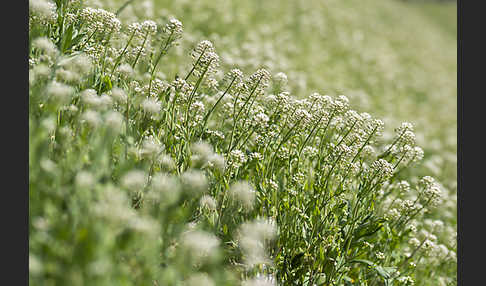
[247,68,271,93]
[141,20,157,35]
[396,122,414,135]
[332,95,350,113]
[164,18,183,39]
[80,7,121,33]
[371,159,394,179]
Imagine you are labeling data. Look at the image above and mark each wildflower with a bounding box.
[110,87,128,103]
[253,112,269,128]
[141,98,161,115]
[228,149,247,169]
[228,181,256,210]
[189,40,220,79]
[46,81,74,105]
[397,180,411,193]
[247,68,271,93]
[376,252,385,260]
[29,0,57,24]
[141,20,157,35]
[292,172,306,186]
[370,159,394,179]
[225,68,244,88]
[80,7,121,33]
[180,169,208,196]
[191,40,215,61]
[32,37,59,60]
[116,63,134,78]
[332,95,350,113]
[120,170,146,191]
[274,72,288,86]
[139,137,162,159]
[402,130,416,145]
[237,218,277,268]
[57,53,93,78]
[361,145,375,158]
[150,173,181,205]
[396,276,414,285]
[181,230,220,262]
[396,122,414,135]
[409,237,421,247]
[267,180,278,192]
[250,152,264,161]
[158,154,176,171]
[30,64,50,83]
[191,141,214,168]
[163,18,183,39]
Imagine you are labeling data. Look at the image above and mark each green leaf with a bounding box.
[374,265,396,280]
[61,24,74,53]
[350,259,375,267]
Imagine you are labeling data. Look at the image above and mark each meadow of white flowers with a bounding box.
[29,0,457,285]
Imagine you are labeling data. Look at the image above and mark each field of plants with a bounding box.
[29,0,457,285]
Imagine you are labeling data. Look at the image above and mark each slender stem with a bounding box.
[148,31,174,95]
[131,30,150,69]
[110,30,136,80]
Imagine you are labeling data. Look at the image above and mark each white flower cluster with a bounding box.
[228,181,256,210]
[191,40,220,78]
[29,0,57,25]
[181,230,220,263]
[237,218,277,269]
[370,159,394,180]
[80,7,121,33]
[190,141,225,171]
[164,18,184,40]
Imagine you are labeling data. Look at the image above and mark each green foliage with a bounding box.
[29,0,456,285]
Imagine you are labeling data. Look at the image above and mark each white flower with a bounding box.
[149,174,181,205]
[229,181,256,210]
[274,72,288,86]
[29,0,57,23]
[110,87,128,103]
[81,110,102,128]
[164,18,183,39]
[370,159,394,179]
[229,149,247,168]
[141,20,157,35]
[199,195,217,211]
[181,230,220,261]
[46,81,74,105]
[180,170,208,196]
[141,98,161,114]
[120,170,146,191]
[32,37,59,59]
